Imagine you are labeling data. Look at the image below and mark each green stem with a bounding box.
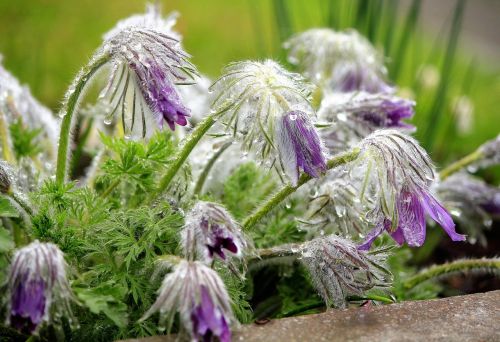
[403,258,500,290]
[55,54,110,185]
[242,148,361,230]
[439,149,483,180]
[101,179,120,198]
[9,192,33,217]
[193,140,233,195]
[347,294,395,304]
[281,301,324,317]
[155,114,216,196]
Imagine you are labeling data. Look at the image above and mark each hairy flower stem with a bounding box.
[403,258,500,290]
[242,148,361,230]
[193,140,233,195]
[101,179,121,198]
[0,110,14,163]
[155,114,216,196]
[439,150,483,180]
[55,54,110,185]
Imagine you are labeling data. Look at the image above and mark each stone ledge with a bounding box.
[122,290,500,342]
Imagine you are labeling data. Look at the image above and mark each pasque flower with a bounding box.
[7,241,74,334]
[354,130,465,249]
[68,5,197,138]
[275,110,327,185]
[284,29,392,93]
[318,92,415,152]
[211,60,327,184]
[300,235,390,308]
[181,201,249,263]
[437,173,500,246]
[141,260,234,342]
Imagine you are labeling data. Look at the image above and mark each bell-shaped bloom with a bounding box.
[346,130,465,249]
[300,235,390,308]
[210,60,313,154]
[7,241,74,334]
[284,28,392,93]
[437,173,500,246]
[211,60,325,184]
[141,260,234,342]
[318,92,415,152]
[181,201,249,262]
[68,5,196,138]
[359,182,466,250]
[275,110,327,185]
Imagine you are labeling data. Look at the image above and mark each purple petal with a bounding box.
[278,111,327,185]
[421,190,466,242]
[131,60,190,131]
[397,188,426,247]
[358,221,386,250]
[10,277,46,334]
[191,286,231,342]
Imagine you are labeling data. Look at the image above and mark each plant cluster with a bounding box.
[0,3,498,342]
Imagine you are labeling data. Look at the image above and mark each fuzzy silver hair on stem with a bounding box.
[6,241,75,334]
[284,28,392,93]
[141,260,234,342]
[318,92,415,153]
[181,201,250,263]
[210,60,327,184]
[300,235,391,308]
[437,173,500,246]
[355,130,465,249]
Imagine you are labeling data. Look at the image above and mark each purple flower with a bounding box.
[360,99,414,129]
[276,110,327,185]
[131,60,189,130]
[7,241,74,334]
[191,286,231,342]
[181,201,249,263]
[141,261,234,341]
[359,183,466,250]
[330,62,393,94]
[100,27,197,137]
[10,277,46,334]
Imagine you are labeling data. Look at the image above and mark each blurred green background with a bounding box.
[0,0,499,169]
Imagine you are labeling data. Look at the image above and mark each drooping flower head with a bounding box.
[354,130,465,249]
[275,110,327,185]
[181,201,249,263]
[70,5,196,138]
[300,235,390,308]
[437,173,500,246]
[318,92,415,152]
[6,241,74,334]
[141,260,234,342]
[284,29,392,93]
[0,55,59,160]
[211,60,326,184]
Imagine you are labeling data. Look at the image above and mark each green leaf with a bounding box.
[0,227,14,253]
[75,282,129,328]
[0,196,19,218]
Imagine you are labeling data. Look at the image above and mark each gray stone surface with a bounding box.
[121,290,500,342]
